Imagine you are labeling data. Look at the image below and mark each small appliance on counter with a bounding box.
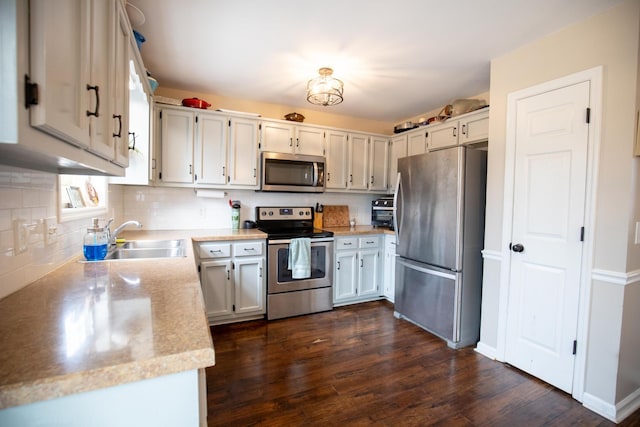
[371,197,394,229]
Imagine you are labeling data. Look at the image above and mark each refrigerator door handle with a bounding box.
[393,172,402,243]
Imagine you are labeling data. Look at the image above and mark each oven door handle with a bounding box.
[269,237,334,245]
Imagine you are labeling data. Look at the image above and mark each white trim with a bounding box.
[615,387,640,423]
[496,66,603,402]
[591,268,640,286]
[582,393,616,422]
[474,342,497,360]
[481,249,502,261]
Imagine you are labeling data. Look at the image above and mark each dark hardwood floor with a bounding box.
[206,301,640,426]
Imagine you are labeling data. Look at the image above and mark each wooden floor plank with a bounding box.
[206,301,640,426]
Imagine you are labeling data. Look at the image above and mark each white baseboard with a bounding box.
[582,388,640,423]
[474,342,497,360]
[582,393,616,422]
[615,387,640,423]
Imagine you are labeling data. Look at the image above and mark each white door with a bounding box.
[369,136,389,191]
[348,133,369,190]
[325,130,348,189]
[234,258,265,315]
[295,126,325,156]
[229,117,259,186]
[197,113,227,185]
[505,81,590,393]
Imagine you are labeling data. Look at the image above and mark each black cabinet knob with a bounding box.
[511,243,524,253]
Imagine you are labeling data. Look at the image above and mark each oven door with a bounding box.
[267,238,333,293]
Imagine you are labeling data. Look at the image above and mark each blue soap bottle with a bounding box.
[83,218,108,261]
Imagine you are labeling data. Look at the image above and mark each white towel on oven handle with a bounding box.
[288,237,311,279]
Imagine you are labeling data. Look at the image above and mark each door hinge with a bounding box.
[586,108,591,124]
[580,226,585,242]
[159,111,162,120]
[572,340,577,355]
[24,75,39,108]
[258,123,262,130]
[197,265,201,273]
[195,116,198,123]
[159,172,162,180]
[229,120,232,127]
[233,304,235,311]
[232,261,235,270]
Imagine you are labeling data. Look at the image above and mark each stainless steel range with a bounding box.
[256,206,334,320]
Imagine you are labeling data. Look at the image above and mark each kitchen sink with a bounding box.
[102,239,187,260]
[120,239,184,249]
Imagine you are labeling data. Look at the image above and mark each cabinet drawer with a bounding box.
[198,243,231,259]
[359,236,380,248]
[233,241,263,257]
[336,237,358,250]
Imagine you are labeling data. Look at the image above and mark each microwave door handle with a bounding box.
[313,162,319,186]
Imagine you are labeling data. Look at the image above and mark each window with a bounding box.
[58,175,108,222]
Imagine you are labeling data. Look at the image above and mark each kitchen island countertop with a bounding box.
[0,229,233,410]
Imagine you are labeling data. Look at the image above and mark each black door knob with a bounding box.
[511,243,524,253]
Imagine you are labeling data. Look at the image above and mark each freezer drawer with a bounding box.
[394,257,459,344]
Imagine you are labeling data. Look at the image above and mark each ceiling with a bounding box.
[128,0,622,123]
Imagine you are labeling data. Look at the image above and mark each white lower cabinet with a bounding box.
[196,240,265,324]
[334,235,382,306]
[383,234,396,302]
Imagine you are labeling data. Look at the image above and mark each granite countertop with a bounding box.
[0,229,258,409]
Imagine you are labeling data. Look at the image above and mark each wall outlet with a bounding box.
[13,219,28,254]
[44,217,58,246]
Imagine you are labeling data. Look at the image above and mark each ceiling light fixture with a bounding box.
[306,67,344,106]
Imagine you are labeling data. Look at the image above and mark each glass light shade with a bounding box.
[306,67,344,106]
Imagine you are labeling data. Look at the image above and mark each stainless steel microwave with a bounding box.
[260,152,325,193]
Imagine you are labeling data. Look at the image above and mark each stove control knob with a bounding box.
[268,211,273,216]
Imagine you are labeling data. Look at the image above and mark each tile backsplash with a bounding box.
[0,165,123,299]
[118,185,378,230]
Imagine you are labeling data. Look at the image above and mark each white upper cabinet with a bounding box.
[157,105,259,189]
[325,129,349,190]
[389,134,408,192]
[459,109,489,145]
[159,107,195,184]
[407,129,428,156]
[295,125,325,156]
[228,117,259,187]
[429,120,459,150]
[196,113,227,185]
[260,120,325,156]
[368,136,389,192]
[111,2,131,167]
[29,0,127,163]
[348,133,369,191]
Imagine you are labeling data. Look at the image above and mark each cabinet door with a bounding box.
[111,2,130,167]
[429,120,459,150]
[201,259,233,318]
[325,130,348,189]
[234,258,265,315]
[86,0,115,160]
[460,110,489,144]
[383,235,396,302]
[261,121,294,153]
[196,113,227,185]
[295,125,325,156]
[389,134,407,192]
[334,251,358,301]
[229,117,259,186]
[358,249,379,297]
[29,0,90,147]
[407,130,427,156]
[160,108,194,183]
[348,133,369,190]
[369,136,389,191]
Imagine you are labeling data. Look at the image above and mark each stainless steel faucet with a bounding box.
[108,220,142,245]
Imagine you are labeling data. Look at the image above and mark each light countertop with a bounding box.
[0,226,390,409]
[323,225,395,236]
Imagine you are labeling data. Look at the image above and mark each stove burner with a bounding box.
[255,206,334,240]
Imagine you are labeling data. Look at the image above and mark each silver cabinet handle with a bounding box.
[462,124,466,135]
[243,247,255,251]
[337,261,341,270]
[222,166,225,176]
[360,258,364,268]
[289,137,293,147]
[453,127,457,137]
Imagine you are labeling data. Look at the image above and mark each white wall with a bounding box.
[478,0,640,415]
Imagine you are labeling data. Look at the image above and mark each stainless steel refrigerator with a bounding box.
[393,145,487,348]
